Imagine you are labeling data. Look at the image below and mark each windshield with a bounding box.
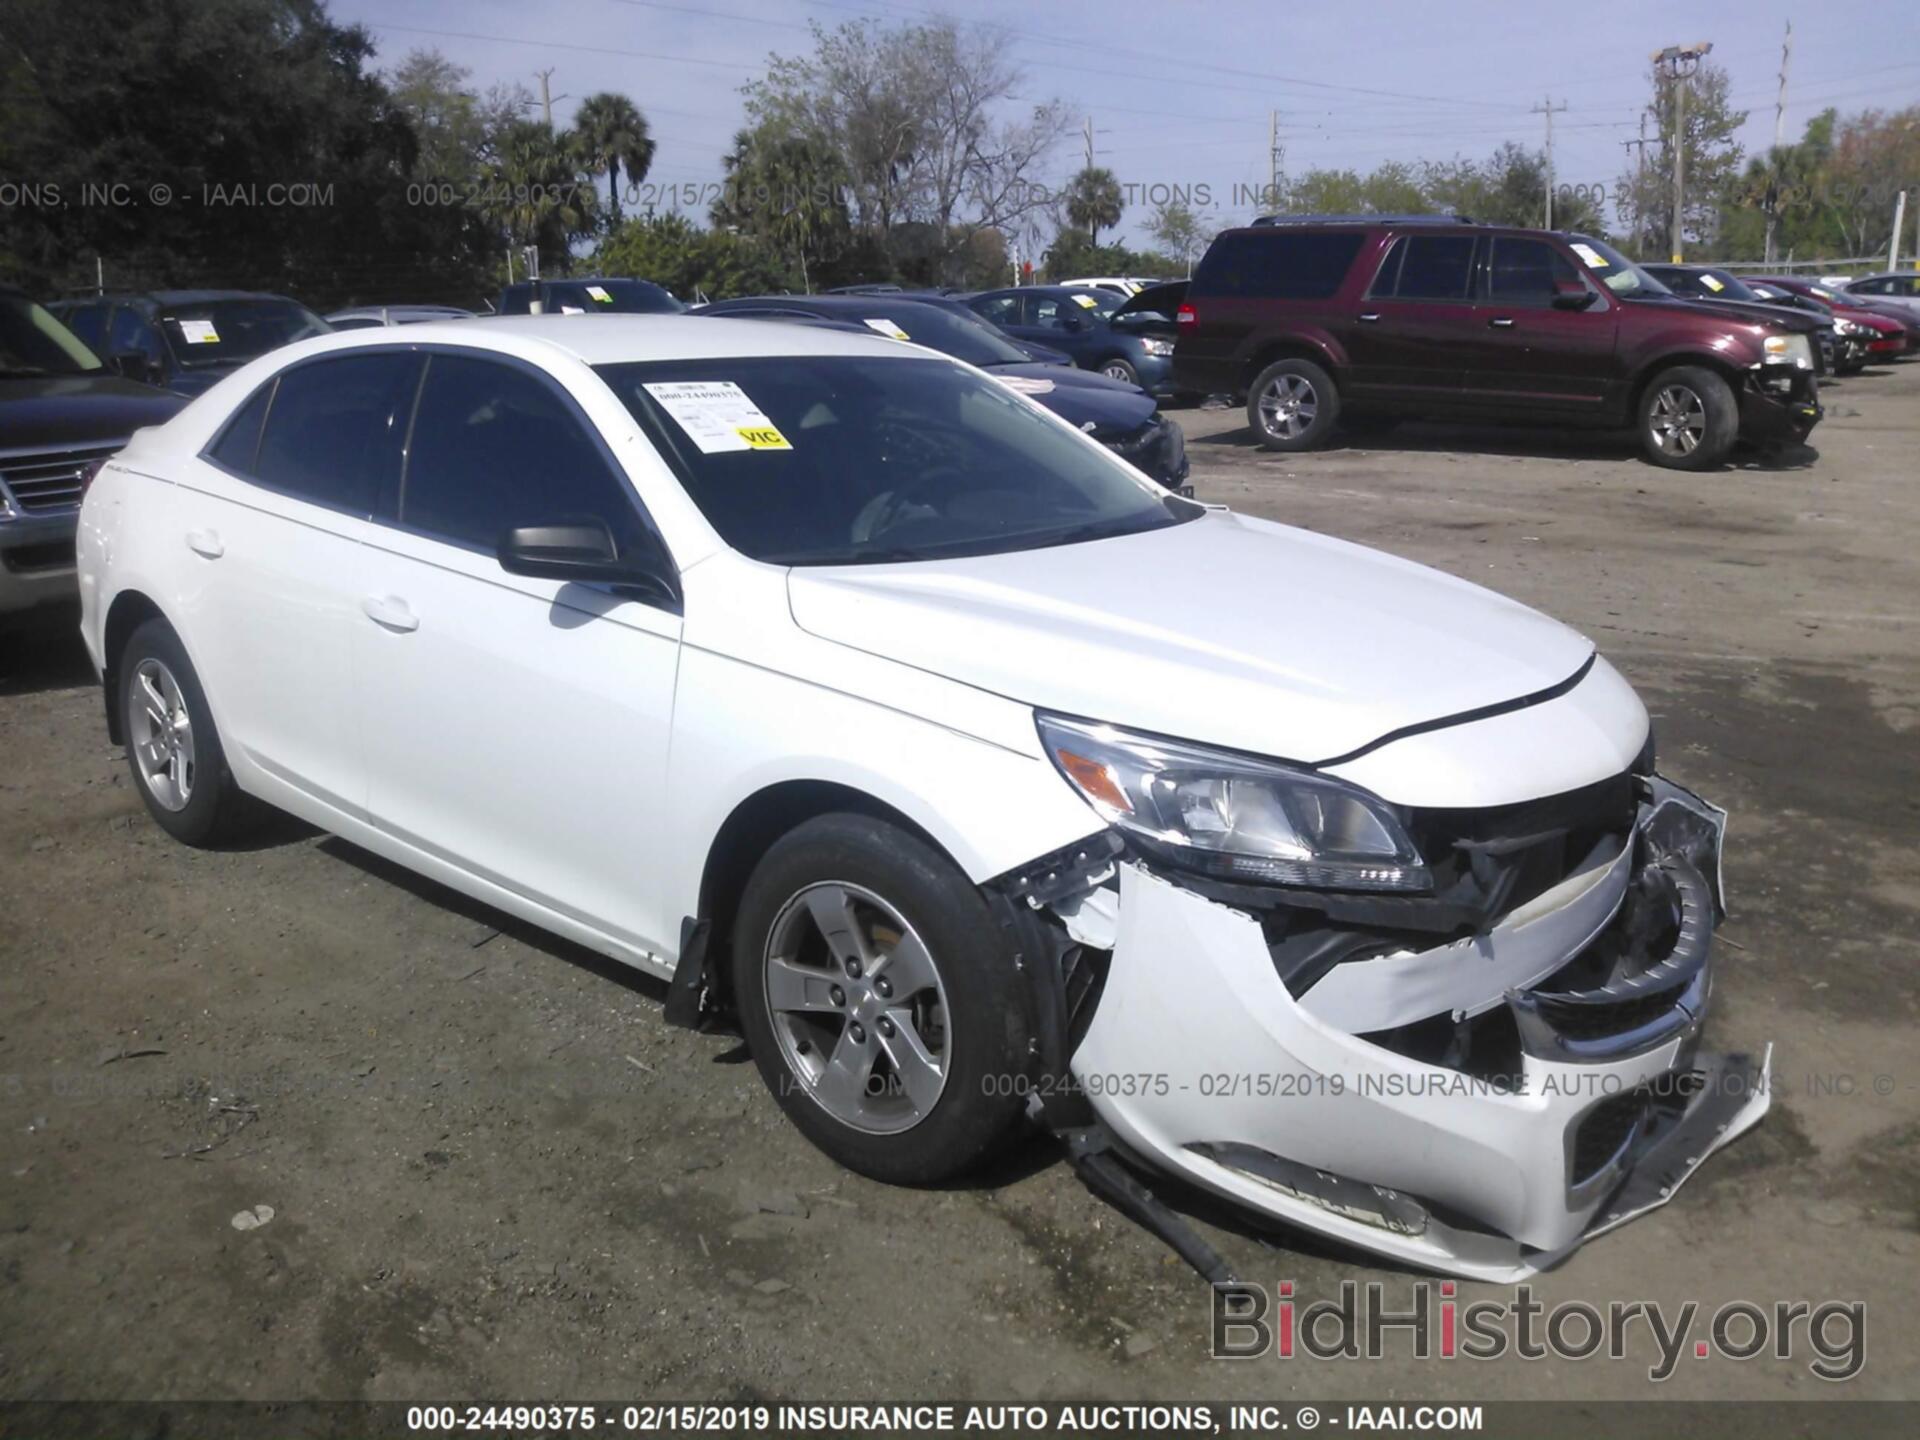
[1698,269,1762,301]
[1068,288,1126,318]
[547,280,684,314]
[845,304,1029,368]
[0,296,105,377]
[158,299,331,367]
[597,355,1198,566]
[1569,236,1670,298]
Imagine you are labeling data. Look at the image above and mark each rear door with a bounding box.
[173,350,421,817]
[1338,232,1480,404]
[352,350,683,955]
[1465,235,1621,413]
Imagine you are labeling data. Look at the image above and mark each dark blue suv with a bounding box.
[963,285,1182,398]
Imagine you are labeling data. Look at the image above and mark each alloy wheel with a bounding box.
[762,881,949,1135]
[1102,362,1134,381]
[131,657,196,812]
[1258,374,1318,439]
[1649,384,1707,457]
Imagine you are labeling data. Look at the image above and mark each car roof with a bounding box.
[278,313,932,368]
[60,290,301,308]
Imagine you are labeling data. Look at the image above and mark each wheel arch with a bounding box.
[1629,351,1746,420]
[1239,336,1346,397]
[100,588,171,745]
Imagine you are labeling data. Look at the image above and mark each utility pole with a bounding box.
[1652,41,1712,263]
[1622,112,1652,257]
[1269,110,1286,211]
[1084,115,1095,171]
[1532,97,1567,228]
[1773,21,1792,148]
[1892,190,1909,273]
[535,68,567,131]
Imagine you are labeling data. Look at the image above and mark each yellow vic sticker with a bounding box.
[1071,293,1098,308]
[735,425,791,450]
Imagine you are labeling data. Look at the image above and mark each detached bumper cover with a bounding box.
[1067,776,1768,1280]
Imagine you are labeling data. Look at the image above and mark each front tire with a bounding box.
[1639,365,1737,470]
[1099,357,1141,386]
[1248,358,1340,451]
[120,618,254,846]
[731,814,1031,1185]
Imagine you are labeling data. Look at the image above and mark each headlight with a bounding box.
[1833,318,1863,336]
[1761,333,1813,369]
[1035,713,1430,892]
[1139,337,1174,357]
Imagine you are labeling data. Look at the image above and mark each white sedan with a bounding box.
[75,315,1767,1280]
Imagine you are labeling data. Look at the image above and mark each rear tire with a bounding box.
[1248,358,1340,451]
[731,814,1032,1186]
[119,618,255,846]
[1639,365,1737,471]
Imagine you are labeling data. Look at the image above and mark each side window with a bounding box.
[63,304,108,352]
[971,294,1019,326]
[1485,238,1584,306]
[401,353,646,557]
[1368,238,1407,298]
[1848,279,1888,295]
[253,352,421,516]
[1392,236,1478,302]
[1030,297,1067,330]
[109,306,165,364]
[205,380,276,474]
[1192,232,1364,300]
[1891,277,1920,298]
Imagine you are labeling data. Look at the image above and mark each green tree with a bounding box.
[713,123,851,292]
[1145,198,1209,275]
[1063,167,1124,247]
[572,92,655,225]
[592,212,796,300]
[1613,61,1746,257]
[485,120,595,265]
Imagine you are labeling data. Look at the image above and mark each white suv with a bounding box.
[75,315,1767,1279]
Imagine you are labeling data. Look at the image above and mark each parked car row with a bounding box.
[72,306,1769,1281]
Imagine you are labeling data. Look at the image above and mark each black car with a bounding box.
[498,278,685,315]
[696,293,1190,492]
[963,284,1182,396]
[1,288,185,619]
[1642,264,1843,375]
[47,290,331,397]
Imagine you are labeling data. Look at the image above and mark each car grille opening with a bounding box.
[0,444,123,515]
[1570,1090,1650,1184]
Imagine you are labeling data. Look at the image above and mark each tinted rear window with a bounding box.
[1192,231,1364,300]
[252,353,421,515]
[1384,236,1477,301]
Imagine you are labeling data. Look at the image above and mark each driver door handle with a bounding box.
[361,595,419,633]
[1488,316,1516,328]
[186,529,224,559]
[1358,313,1381,323]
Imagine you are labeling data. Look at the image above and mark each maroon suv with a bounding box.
[1170,218,1822,470]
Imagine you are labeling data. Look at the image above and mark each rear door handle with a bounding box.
[1358,313,1381,323]
[1488,316,1516,328]
[361,595,419,633]
[186,530,224,559]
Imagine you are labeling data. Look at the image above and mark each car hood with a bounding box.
[786,508,1595,765]
[0,373,187,451]
[1699,297,1823,332]
[985,362,1156,430]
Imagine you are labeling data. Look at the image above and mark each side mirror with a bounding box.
[1552,283,1598,311]
[109,351,156,383]
[1059,311,1087,332]
[497,521,679,606]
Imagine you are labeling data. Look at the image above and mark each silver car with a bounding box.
[1838,273,1920,322]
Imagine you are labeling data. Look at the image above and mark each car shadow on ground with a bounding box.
[1192,421,1821,473]
[0,610,93,697]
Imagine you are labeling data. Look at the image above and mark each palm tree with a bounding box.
[572,92,655,224]
[1064,167,1124,248]
[486,120,594,260]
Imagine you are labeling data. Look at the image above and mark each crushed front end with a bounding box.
[1008,764,1769,1282]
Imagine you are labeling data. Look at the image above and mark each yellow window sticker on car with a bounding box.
[586,285,614,304]
[642,380,791,454]
[863,317,911,340]
[177,319,221,344]
[1570,243,1609,269]
[1701,274,1724,291]
[1071,293,1099,308]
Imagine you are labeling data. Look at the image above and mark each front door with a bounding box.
[352,351,683,957]
[1465,235,1621,413]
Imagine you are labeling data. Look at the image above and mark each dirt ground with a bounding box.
[3,361,1917,1406]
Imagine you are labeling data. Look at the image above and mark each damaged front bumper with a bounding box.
[1740,362,1821,443]
[1057,775,1770,1281]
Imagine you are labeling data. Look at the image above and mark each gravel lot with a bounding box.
[3,361,1917,1405]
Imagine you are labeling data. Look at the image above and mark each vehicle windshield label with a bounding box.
[1071,293,1099,308]
[642,380,792,453]
[176,319,221,344]
[586,285,614,304]
[1570,243,1609,269]
[1701,274,1725,291]
[863,317,911,340]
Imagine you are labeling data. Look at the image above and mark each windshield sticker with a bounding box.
[559,305,586,314]
[1071,293,1099,308]
[1811,287,1836,300]
[1701,274,1725,291]
[176,319,221,345]
[862,317,911,340]
[1570,242,1609,269]
[586,285,613,304]
[642,380,792,453]
[996,375,1056,397]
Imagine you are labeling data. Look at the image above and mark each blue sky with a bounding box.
[337,0,1920,245]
